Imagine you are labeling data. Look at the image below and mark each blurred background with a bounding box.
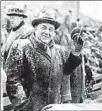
[1,1,102,26]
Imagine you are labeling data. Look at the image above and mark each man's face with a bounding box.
[8,16,23,28]
[35,23,55,44]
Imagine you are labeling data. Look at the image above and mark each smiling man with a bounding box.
[5,7,83,111]
[35,23,55,43]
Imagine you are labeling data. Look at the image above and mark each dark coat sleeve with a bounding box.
[63,52,82,75]
[60,75,71,103]
[4,40,28,108]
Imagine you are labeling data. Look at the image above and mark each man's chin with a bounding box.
[41,39,50,44]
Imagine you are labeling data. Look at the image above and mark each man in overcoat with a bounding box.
[69,27,90,103]
[5,7,83,111]
[2,4,33,63]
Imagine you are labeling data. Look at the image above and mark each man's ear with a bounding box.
[34,26,37,31]
[34,26,36,30]
[54,30,57,36]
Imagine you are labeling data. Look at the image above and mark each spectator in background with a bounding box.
[64,10,72,34]
[90,47,102,74]
[76,18,83,28]
[24,4,35,27]
[89,47,100,73]
[1,3,14,36]
[54,15,71,47]
[2,4,33,65]
[71,22,77,30]
[85,60,94,94]
[97,26,102,42]
[70,27,89,103]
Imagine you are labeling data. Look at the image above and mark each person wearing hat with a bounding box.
[69,27,95,103]
[4,7,83,111]
[2,4,33,64]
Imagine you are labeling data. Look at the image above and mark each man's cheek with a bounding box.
[52,32,55,37]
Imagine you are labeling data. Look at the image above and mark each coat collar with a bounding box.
[12,21,24,31]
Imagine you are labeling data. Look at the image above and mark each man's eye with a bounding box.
[49,28,54,32]
[41,26,46,30]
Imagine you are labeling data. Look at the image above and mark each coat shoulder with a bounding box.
[21,24,34,34]
[11,39,31,50]
[16,24,34,39]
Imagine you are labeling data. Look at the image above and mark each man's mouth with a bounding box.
[11,22,14,25]
[42,35,50,39]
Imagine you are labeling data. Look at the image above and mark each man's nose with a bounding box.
[44,29,50,34]
[10,20,14,23]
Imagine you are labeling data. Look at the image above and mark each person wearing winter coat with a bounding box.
[2,4,33,65]
[69,27,91,103]
[4,7,83,111]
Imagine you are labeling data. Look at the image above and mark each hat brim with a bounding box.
[32,18,60,29]
[7,13,27,18]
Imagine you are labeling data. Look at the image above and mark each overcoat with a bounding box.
[5,34,82,111]
[2,21,33,64]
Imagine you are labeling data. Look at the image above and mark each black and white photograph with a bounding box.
[1,1,102,111]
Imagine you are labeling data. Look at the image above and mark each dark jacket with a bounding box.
[5,34,82,111]
[70,55,87,103]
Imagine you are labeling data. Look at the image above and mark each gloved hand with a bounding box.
[75,36,83,51]
[71,27,85,56]
[72,36,84,56]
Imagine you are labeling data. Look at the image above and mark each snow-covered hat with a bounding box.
[6,5,27,18]
[32,7,60,29]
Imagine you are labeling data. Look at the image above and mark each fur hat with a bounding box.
[32,7,60,29]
